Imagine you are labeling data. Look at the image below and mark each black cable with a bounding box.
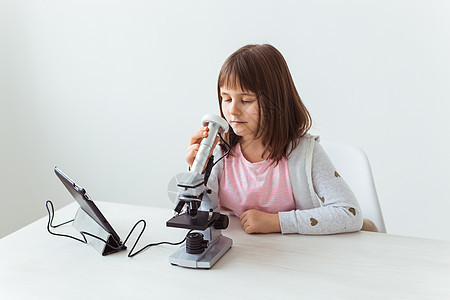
[46,200,125,248]
[45,200,191,257]
[126,228,193,258]
[119,219,192,257]
[46,200,88,244]
[51,218,74,228]
[212,132,231,167]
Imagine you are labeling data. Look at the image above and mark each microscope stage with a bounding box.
[166,211,220,230]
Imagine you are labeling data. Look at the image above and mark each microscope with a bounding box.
[166,114,232,269]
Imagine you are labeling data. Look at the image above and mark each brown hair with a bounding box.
[217,44,312,164]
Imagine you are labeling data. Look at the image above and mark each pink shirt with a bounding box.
[218,143,296,217]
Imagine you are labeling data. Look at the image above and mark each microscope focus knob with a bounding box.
[213,214,229,230]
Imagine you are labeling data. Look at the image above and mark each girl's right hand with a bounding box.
[185,126,220,169]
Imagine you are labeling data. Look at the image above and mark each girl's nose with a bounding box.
[229,101,240,116]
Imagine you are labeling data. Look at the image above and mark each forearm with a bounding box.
[280,141,363,235]
[279,205,362,234]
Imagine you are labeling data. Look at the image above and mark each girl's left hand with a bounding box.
[240,209,281,234]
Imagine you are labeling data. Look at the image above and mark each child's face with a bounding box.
[220,86,260,142]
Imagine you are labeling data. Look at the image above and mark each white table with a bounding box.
[1,201,449,299]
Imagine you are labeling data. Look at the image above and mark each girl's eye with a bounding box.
[242,99,255,103]
[223,99,231,102]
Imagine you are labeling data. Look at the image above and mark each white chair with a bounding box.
[320,141,387,233]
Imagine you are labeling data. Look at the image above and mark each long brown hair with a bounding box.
[217,44,312,164]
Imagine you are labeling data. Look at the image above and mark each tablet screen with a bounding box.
[54,167,122,244]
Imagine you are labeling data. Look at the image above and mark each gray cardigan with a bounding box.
[207,135,363,234]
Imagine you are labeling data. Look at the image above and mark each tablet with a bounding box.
[54,167,124,250]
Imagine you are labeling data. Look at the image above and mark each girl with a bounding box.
[186,44,367,235]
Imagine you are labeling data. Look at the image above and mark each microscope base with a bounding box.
[169,235,232,269]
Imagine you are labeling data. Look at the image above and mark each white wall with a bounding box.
[1,0,449,241]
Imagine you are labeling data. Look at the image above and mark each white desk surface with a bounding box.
[1,201,449,299]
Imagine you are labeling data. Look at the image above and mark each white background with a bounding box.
[1,0,449,241]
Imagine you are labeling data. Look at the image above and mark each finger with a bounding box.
[189,127,209,145]
[241,215,250,229]
[185,144,201,166]
[186,143,200,155]
[189,129,204,145]
[240,214,245,226]
[242,221,250,233]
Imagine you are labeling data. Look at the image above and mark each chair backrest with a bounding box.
[320,141,387,233]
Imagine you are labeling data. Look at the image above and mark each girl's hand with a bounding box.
[185,126,220,169]
[240,209,281,234]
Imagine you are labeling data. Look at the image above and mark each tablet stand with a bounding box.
[72,208,125,256]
